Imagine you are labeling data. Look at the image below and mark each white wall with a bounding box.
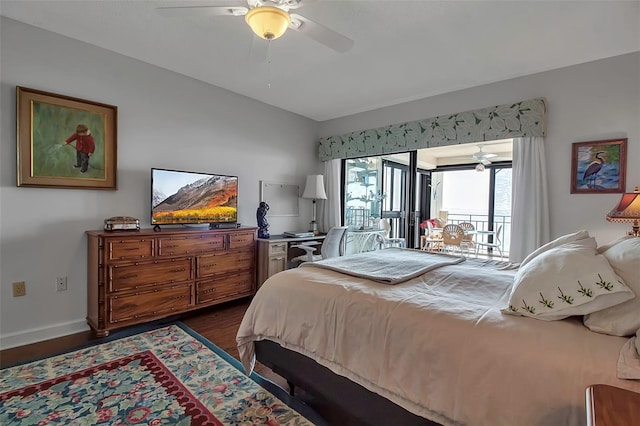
[2,17,638,349]
[319,52,640,246]
[0,18,321,348]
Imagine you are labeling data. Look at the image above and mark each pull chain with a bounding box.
[266,40,272,88]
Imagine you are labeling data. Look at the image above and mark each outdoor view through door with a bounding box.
[344,155,409,253]
[343,141,512,258]
[424,167,511,258]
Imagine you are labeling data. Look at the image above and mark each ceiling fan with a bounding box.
[472,145,498,165]
[156,0,354,53]
[471,145,498,171]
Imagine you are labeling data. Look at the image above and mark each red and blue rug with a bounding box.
[0,322,323,425]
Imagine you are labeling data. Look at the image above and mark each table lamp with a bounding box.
[606,186,640,237]
[302,175,327,235]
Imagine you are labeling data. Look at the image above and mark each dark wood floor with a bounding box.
[0,297,357,425]
[0,298,282,384]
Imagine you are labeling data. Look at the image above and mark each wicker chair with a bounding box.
[458,222,475,255]
[442,224,466,255]
[378,218,406,248]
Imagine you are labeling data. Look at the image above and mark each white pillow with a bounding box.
[616,333,640,379]
[519,229,590,268]
[584,237,640,336]
[503,237,634,320]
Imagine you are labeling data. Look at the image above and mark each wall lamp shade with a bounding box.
[245,6,291,40]
[606,186,640,236]
[302,175,327,235]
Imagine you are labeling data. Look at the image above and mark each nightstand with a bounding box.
[256,234,326,287]
[586,384,640,426]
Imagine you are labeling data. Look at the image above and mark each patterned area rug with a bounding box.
[0,322,322,425]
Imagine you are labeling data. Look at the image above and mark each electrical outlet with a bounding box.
[13,281,26,297]
[56,277,68,292]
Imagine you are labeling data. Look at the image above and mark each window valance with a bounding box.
[318,98,547,161]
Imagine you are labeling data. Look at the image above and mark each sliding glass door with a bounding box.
[343,154,411,250]
[421,164,512,257]
[342,143,512,255]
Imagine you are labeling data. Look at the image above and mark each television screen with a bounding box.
[151,168,238,225]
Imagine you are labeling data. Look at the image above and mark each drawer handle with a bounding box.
[202,288,216,294]
[169,268,186,273]
[202,264,216,269]
[120,273,138,280]
[123,247,140,251]
[274,257,284,261]
[164,244,178,249]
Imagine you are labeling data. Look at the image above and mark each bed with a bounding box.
[237,236,640,425]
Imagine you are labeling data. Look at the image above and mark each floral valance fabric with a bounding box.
[318,98,547,161]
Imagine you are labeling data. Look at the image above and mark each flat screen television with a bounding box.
[151,168,238,227]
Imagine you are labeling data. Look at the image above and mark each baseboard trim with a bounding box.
[0,319,89,350]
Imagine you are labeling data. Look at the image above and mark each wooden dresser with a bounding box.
[86,227,257,337]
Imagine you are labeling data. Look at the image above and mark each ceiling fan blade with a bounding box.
[156,5,248,17]
[289,13,354,53]
[282,0,318,10]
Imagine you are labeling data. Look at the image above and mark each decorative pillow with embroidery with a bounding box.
[584,237,640,336]
[519,229,590,268]
[503,237,634,320]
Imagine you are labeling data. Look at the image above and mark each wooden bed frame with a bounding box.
[255,340,439,426]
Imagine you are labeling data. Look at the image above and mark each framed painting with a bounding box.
[16,86,117,190]
[570,138,626,194]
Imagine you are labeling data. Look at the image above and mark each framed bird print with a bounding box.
[571,138,627,194]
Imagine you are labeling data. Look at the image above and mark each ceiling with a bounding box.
[1,1,638,122]
[384,138,513,169]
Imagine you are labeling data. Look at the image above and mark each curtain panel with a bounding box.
[510,136,550,262]
[318,98,546,161]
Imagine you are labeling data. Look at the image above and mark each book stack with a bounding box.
[283,231,315,238]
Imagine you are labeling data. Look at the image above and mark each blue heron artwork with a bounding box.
[571,139,626,194]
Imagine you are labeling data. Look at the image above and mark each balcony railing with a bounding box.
[344,212,511,259]
[444,213,511,259]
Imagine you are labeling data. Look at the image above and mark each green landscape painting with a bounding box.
[31,101,105,179]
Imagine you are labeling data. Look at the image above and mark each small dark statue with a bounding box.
[257,201,270,239]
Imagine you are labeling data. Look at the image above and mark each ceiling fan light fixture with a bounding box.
[245,6,291,40]
[475,163,485,172]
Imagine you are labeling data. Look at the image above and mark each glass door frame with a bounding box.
[341,155,511,251]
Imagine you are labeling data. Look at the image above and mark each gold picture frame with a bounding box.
[16,86,117,190]
[570,138,627,194]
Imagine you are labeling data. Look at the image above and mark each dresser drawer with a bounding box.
[268,242,287,256]
[106,238,154,260]
[107,284,193,324]
[228,231,256,250]
[196,251,254,278]
[108,258,192,292]
[158,234,225,256]
[196,272,254,304]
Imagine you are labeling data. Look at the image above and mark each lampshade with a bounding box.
[302,175,327,200]
[606,186,640,236]
[245,6,291,41]
[475,163,485,172]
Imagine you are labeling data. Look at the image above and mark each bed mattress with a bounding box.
[237,255,640,425]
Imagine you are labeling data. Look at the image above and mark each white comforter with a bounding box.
[237,255,640,426]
